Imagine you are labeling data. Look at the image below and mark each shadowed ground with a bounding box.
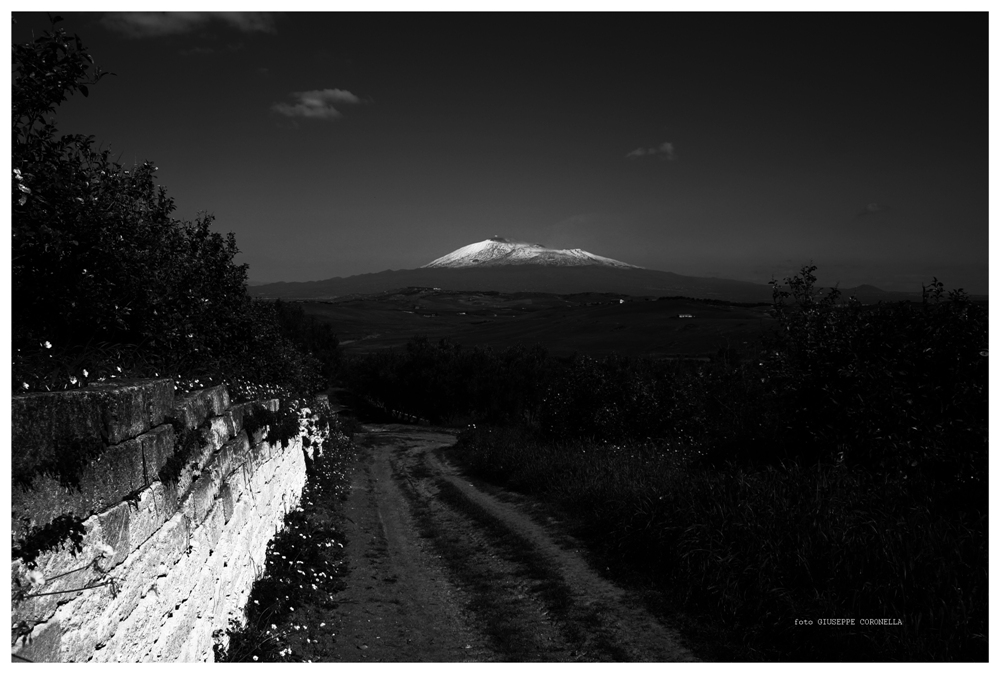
[314,425,698,662]
[297,288,774,358]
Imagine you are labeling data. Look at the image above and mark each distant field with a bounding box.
[292,287,776,358]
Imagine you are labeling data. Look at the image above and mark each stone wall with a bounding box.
[11,380,325,662]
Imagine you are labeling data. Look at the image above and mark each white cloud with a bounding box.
[101,12,276,38]
[626,141,676,161]
[271,89,363,120]
[856,202,891,218]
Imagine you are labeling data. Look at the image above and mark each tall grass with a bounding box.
[455,427,987,661]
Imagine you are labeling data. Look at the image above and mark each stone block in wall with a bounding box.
[127,483,171,551]
[121,513,195,628]
[228,431,251,470]
[12,424,173,537]
[218,483,235,524]
[155,480,181,524]
[204,501,226,553]
[12,618,63,663]
[187,471,220,526]
[205,414,235,453]
[49,510,193,661]
[12,379,174,484]
[154,550,216,661]
[140,424,177,485]
[216,437,239,484]
[97,501,131,569]
[170,386,230,431]
[98,589,163,662]
[223,466,247,506]
[151,596,198,661]
[94,480,182,573]
[167,426,221,510]
[12,513,106,626]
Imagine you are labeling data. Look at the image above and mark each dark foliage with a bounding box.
[11,19,339,398]
[343,338,554,425]
[272,300,341,383]
[13,514,87,569]
[347,266,987,661]
[242,400,302,450]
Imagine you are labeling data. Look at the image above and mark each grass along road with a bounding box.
[324,424,698,662]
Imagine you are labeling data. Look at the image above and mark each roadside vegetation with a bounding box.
[343,269,988,661]
[213,415,360,662]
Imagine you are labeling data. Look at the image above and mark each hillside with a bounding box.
[250,265,924,305]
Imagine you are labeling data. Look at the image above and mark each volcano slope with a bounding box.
[319,424,698,662]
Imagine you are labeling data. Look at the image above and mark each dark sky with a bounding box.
[11,11,989,293]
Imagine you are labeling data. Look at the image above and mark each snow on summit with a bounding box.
[423,236,641,269]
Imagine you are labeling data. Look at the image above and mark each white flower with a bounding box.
[69,376,78,385]
[27,570,45,588]
[82,369,89,378]
[43,341,52,349]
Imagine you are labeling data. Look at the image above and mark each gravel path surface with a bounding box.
[322,424,698,662]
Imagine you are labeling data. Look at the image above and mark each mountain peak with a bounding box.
[423,238,641,269]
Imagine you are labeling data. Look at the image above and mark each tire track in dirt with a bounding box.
[319,428,490,661]
[326,424,697,662]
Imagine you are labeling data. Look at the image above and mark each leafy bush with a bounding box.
[757,268,985,479]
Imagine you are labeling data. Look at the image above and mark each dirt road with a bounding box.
[321,424,698,662]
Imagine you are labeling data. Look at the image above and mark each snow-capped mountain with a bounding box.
[250,236,924,303]
[423,237,641,269]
